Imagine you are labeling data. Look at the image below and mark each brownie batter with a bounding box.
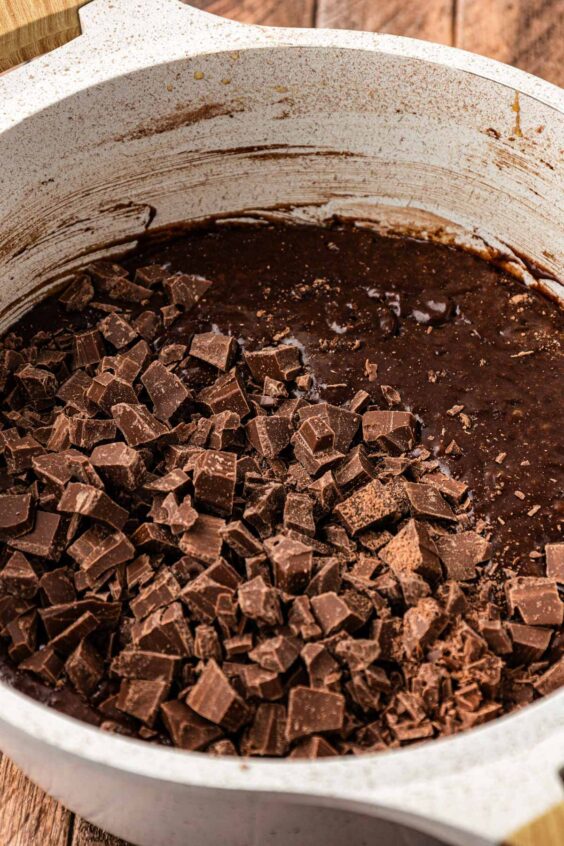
[0,222,561,754]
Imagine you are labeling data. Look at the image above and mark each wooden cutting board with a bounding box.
[0,1,562,844]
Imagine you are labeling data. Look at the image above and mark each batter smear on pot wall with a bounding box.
[0,222,562,756]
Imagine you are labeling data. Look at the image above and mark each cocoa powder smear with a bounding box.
[0,222,562,756]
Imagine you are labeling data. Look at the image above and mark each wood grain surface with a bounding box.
[0,1,562,844]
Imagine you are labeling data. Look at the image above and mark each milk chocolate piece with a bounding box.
[546,543,564,582]
[308,471,341,515]
[87,372,138,411]
[436,531,491,580]
[0,493,34,539]
[131,602,192,656]
[111,402,168,446]
[2,430,45,473]
[249,635,300,673]
[9,510,62,560]
[0,552,39,598]
[241,664,283,700]
[507,623,551,663]
[199,369,250,418]
[299,403,360,452]
[179,513,225,562]
[238,576,282,626]
[161,699,222,750]
[68,417,117,449]
[117,678,170,725]
[17,364,58,402]
[135,265,167,287]
[73,329,105,368]
[130,570,180,620]
[403,598,447,656]
[40,568,76,605]
[380,520,442,582]
[289,735,337,758]
[334,479,404,535]
[111,649,178,682]
[141,360,190,421]
[190,332,237,371]
[286,686,345,740]
[99,313,138,349]
[56,370,93,414]
[292,431,344,477]
[246,416,292,458]
[6,610,37,662]
[65,639,104,695]
[334,445,376,491]
[506,577,563,626]
[165,273,213,309]
[19,646,62,685]
[193,450,237,516]
[58,482,127,530]
[90,263,151,303]
[243,482,284,538]
[247,703,287,756]
[187,660,248,731]
[264,535,313,594]
[362,410,416,453]
[40,598,121,637]
[301,642,340,689]
[209,411,242,450]
[306,558,342,597]
[283,492,316,537]
[244,345,302,383]
[91,442,145,490]
[534,656,564,695]
[298,416,334,453]
[181,573,233,623]
[310,591,369,635]
[50,610,99,654]
[194,625,222,661]
[59,275,94,312]
[68,524,134,585]
[404,483,457,522]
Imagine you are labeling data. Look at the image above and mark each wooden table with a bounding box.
[0,1,562,844]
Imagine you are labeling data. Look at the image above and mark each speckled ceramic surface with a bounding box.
[0,2,562,844]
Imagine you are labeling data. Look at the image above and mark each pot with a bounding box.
[0,2,562,844]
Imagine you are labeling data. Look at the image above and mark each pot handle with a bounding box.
[0,0,94,72]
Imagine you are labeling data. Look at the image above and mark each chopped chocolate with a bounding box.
[187,660,248,731]
[58,482,127,530]
[68,417,117,449]
[199,369,250,418]
[99,313,138,349]
[546,543,564,582]
[117,678,169,725]
[0,493,34,539]
[380,520,442,582]
[264,535,313,594]
[59,275,94,312]
[507,623,551,663]
[404,482,457,522]
[220,520,263,558]
[506,577,563,627]
[111,403,168,446]
[17,364,58,403]
[0,552,39,598]
[141,360,190,421]
[435,531,491,580]
[246,415,292,458]
[111,649,178,682]
[65,639,104,695]
[334,479,404,535]
[283,492,316,536]
[190,332,237,371]
[164,273,213,309]
[238,576,282,626]
[9,511,62,560]
[362,410,416,453]
[534,656,564,696]
[244,345,302,383]
[249,635,299,673]
[286,686,345,740]
[87,372,138,411]
[161,699,222,750]
[179,513,225,563]
[247,703,287,756]
[73,329,105,368]
[91,442,145,490]
[193,450,237,515]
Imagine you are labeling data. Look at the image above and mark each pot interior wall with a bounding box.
[0,45,562,330]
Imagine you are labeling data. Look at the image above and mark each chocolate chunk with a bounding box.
[298,416,334,453]
[310,591,370,635]
[436,531,491,580]
[187,659,248,731]
[91,442,146,490]
[285,686,345,741]
[90,263,151,303]
[546,543,564,582]
[534,656,564,696]
[161,699,222,750]
[164,273,213,309]
[209,411,242,451]
[9,510,62,560]
[50,611,99,654]
[111,403,168,446]
[243,482,284,538]
[380,520,442,582]
[238,576,282,626]
[68,524,134,585]
[334,638,381,671]
[506,577,563,626]
[334,479,404,535]
[179,513,225,563]
[308,471,341,515]
[301,643,340,688]
[6,610,37,662]
[362,410,416,453]
[241,664,284,700]
[249,635,300,673]
[0,493,34,539]
[190,332,237,371]
[292,431,344,477]
[1,430,45,473]
[39,568,76,605]
[181,573,233,624]
[193,450,237,516]
[19,646,62,685]
[111,649,178,682]
[507,623,551,663]
[40,598,121,638]
[247,703,287,756]
[141,360,190,421]
[264,535,313,594]
[73,329,105,368]
[246,415,292,458]
[424,471,469,504]
[194,625,222,661]
[87,372,138,411]
[99,312,138,349]
[65,639,104,695]
[299,403,360,453]
[244,345,302,383]
[58,482,127,530]
[306,558,342,597]
[199,369,250,418]
[68,417,117,449]
[404,482,457,522]
[135,265,167,287]
[17,364,58,402]
[56,370,94,414]
[283,492,315,537]
[116,678,170,725]
[220,520,263,557]
[289,735,337,758]
[130,570,180,620]
[403,598,447,657]
[0,552,39,598]
[131,602,192,656]
[59,275,94,312]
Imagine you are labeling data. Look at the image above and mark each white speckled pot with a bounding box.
[0,2,562,844]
